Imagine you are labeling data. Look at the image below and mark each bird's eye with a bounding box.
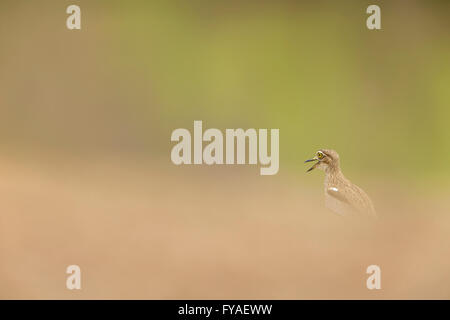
[317,152,324,159]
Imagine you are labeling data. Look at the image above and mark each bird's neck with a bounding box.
[324,165,344,183]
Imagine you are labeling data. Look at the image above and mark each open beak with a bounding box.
[304,157,318,172]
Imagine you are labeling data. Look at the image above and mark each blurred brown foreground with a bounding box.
[1,154,449,299]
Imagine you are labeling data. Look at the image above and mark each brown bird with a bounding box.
[305,149,377,218]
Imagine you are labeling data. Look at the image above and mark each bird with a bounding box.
[305,149,377,218]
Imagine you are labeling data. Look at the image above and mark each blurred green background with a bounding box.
[0,0,449,179]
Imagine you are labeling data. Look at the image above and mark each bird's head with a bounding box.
[305,149,340,173]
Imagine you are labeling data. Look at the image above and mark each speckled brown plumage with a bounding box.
[305,149,377,218]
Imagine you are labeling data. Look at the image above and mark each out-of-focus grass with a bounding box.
[106,0,450,177]
[0,1,448,179]
[0,1,449,299]
[0,156,449,299]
